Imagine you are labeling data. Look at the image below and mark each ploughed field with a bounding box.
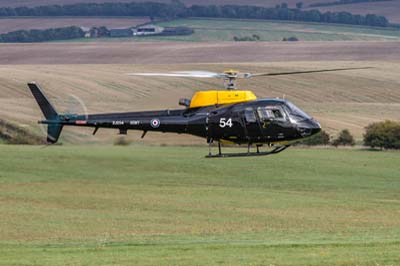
[0,145,399,265]
[0,61,399,144]
[1,42,399,65]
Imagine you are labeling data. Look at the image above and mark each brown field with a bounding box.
[0,61,399,144]
[0,41,399,144]
[0,17,149,34]
[0,41,399,65]
[0,0,398,23]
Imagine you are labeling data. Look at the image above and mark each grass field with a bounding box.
[61,18,400,42]
[150,19,400,42]
[0,145,399,265]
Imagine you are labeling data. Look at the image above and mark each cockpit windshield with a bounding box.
[284,101,312,122]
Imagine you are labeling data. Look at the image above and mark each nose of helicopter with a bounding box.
[297,119,321,137]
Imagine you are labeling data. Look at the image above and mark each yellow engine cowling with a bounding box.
[189,90,257,108]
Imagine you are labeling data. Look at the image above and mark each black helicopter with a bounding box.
[28,67,366,157]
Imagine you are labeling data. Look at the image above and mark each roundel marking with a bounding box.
[150,118,160,128]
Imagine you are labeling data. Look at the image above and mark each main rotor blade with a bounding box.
[126,71,224,78]
[250,67,372,77]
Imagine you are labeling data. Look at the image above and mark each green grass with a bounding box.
[154,18,400,42]
[0,145,400,265]
[161,18,400,41]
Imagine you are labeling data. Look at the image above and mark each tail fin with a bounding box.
[28,82,58,120]
[28,82,63,144]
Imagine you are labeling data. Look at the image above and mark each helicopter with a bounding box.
[28,67,367,157]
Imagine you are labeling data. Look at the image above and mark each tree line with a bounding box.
[310,0,391,8]
[298,120,400,150]
[0,26,84,43]
[0,1,390,27]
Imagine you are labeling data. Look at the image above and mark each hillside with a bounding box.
[1,18,399,42]
[0,61,399,144]
[151,19,400,42]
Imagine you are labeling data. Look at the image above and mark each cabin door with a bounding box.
[242,107,263,143]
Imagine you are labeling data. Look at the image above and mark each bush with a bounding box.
[114,136,131,146]
[297,130,330,146]
[283,36,299,41]
[363,120,400,150]
[332,129,355,147]
[0,119,45,145]
[233,34,261,41]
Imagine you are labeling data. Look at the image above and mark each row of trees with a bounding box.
[0,26,84,43]
[310,0,390,8]
[0,1,390,27]
[189,5,389,27]
[299,120,400,150]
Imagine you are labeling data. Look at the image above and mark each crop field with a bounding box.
[150,19,400,42]
[0,145,399,265]
[0,61,399,143]
[0,17,149,34]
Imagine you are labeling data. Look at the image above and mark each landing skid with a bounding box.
[206,143,290,158]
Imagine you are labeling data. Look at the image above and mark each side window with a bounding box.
[244,108,257,123]
[257,106,286,121]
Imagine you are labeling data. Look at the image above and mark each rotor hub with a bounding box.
[223,69,239,90]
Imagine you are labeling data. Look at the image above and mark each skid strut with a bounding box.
[206,143,291,158]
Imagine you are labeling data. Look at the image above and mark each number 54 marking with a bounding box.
[220,118,233,128]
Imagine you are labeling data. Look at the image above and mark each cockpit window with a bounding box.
[244,108,257,123]
[284,101,312,122]
[257,106,286,121]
